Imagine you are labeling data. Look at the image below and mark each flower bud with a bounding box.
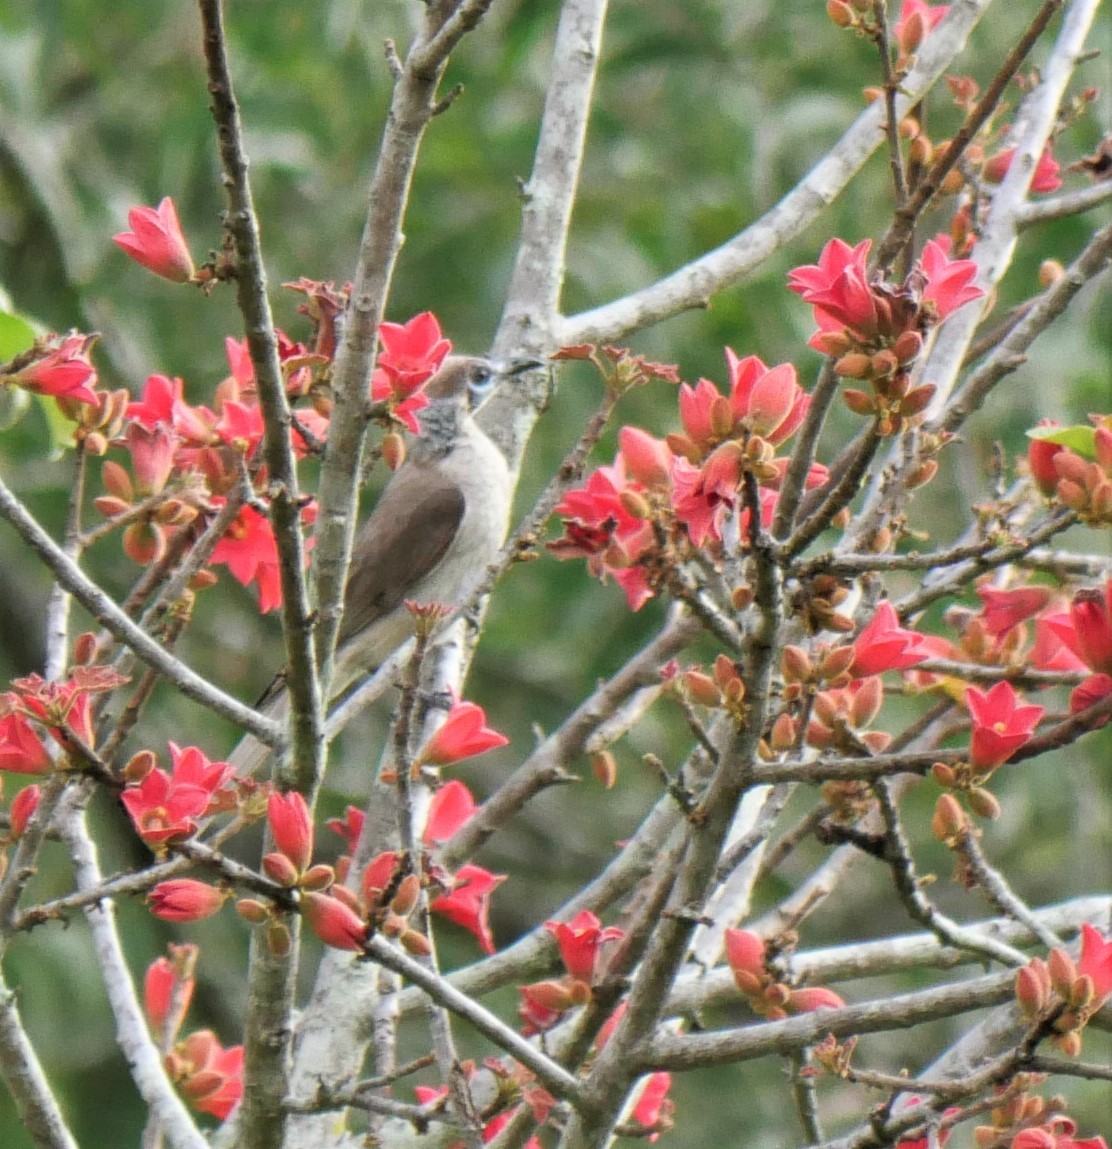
[770,712,797,751]
[905,459,939,489]
[1047,947,1077,996]
[263,852,302,888]
[1039,259,1066,288]
[931,793,967,843]
[619,489,652,521]
[781,645,813,684]
[826,0,855,27]
[592,750,618,789]
[939,168,966,195]
[909,134,934,165]
[390,873,422,918]
[123,521,166,565]
[267,921,292,957]
[400,928,432,956]
[731,585,754,611]
[382,431,406,471]
[834,352,872,379]
[1015,959,1051,1017]
[300,864,336,892]
[842,389,875,417]
[967,787,1001,820]
[683,670,721,708]
[123,749,158,783]
[236,899,271,924]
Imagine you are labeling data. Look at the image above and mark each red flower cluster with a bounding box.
[724,929,845,1019]
[121,743,235,848]
[550,349,819,609]
[370,311,452,432]
[144,947,242,1121]
[788,236,982,430]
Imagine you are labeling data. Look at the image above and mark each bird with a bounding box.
[230,353,540,773]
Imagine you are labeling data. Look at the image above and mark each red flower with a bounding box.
[1032,613,1089,673]
[918,238,984,321]
[10,333,99,406]
[214,399,265,458]
[848,601,933,677]
[149,880,226,922]
[976,584,1053,637]
[787,986,845,1013]
[326,805,365,853]
[895,1095,956,1149]
[120,743,233,847]
[430,863,505,954]
[7,784,41,837]
[630,1072,674,1142]
[302,891,367,951]
[545,910,624,982]
[618,426,673,489]
[1028,419,1065,495]
[518,981,570,1033]
[984,145,1063,194]
[126,373,183,429]
[1077,923,1112,1007]
[0,712,52,775]
[787,238,878,345]
[965,681,1044,770]
[175,1030,243,1120]
[893,0,949,56]
[375,311,452,398]
[113,197,195,283]
[724,928,767,994]
[124,422,177,496]
[670,443,744,547]
[267,790,314,874]
[424,779,478,844]
[210,504,283,613]
[416,700,509,767]
[550,460,656,610]
[725,351,810,445]
[144,947,197,1040]
[1045,581,1112,675]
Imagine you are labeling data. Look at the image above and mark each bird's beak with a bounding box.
[501,357,546,376]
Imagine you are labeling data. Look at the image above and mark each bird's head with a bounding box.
[424,355,544,411]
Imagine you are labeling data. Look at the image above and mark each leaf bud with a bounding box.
[731,584,754,611]
[909,134,934,165]
[905,459,939,489]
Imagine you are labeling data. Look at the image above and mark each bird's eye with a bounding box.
[466,363,496,406]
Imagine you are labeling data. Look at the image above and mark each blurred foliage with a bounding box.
[0,0,1110,1144]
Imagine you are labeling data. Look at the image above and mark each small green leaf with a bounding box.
[1026,424,1096,458]
[0,309,37,361]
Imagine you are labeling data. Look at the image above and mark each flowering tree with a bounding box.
[0,2,1111,1148]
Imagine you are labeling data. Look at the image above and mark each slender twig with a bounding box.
[0,471,279,742]
[954,827,1063,950]
[560,0,996,345]
[1015,180,1112,229]
[873,0,1066,268]
[198,0,322,797]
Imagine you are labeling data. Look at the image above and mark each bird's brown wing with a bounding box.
[337,464,466,648]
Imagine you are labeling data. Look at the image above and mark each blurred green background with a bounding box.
[0,1,1109,1144]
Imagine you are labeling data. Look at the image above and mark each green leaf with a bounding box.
[0,308,37,361]
[1025,424,1096,458]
